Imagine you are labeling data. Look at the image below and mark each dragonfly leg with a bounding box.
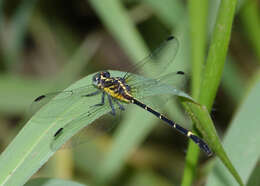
[92,92,105,107]
[114,99,125,111]
[107,94,116,116]
[82,90,100,97]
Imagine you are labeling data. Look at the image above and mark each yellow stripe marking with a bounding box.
[187,131,193,137]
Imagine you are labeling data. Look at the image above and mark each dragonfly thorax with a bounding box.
[92,71,133,103]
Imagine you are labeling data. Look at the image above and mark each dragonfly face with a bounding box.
[92,71,111,88]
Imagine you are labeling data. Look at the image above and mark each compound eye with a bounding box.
[103,71,110,78]
[92,73,100,83]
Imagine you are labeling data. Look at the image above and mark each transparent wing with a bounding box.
[128,71,193,136]
[29,81,128,150]
[123,36,179,81]
[128,71,189,100]
[28,84,97,119]
[50,96,126,151]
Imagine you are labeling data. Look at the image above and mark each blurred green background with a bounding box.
[0,0,259,186]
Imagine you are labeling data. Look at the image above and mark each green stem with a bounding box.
[183,0,242,185]
[240,0,260,63]
[199,0,238,110]
[201,0,244,185]
[181,0,208,185]
[181,142,200,186]
[189,1,208,99]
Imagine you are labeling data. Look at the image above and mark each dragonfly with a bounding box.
[32,36,212,156]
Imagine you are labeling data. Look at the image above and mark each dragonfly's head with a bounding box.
[92,71,111,87]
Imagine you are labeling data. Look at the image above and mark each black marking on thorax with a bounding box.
[101,77,131,93]
[102,78,115,88]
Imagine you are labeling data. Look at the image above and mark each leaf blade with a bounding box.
[206,71,260,186]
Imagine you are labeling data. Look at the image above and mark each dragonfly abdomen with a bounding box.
[132,98,212,156]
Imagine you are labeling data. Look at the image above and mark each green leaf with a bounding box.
[128,170,172,186]
[0,71,194,186]
[89,0,148,63]
[199,0,238,110]
[142,0,184,28]
[184,0,243,185]
[2,0,38,68]
[88,1,184,184]
[188,0,208,99]
[0,74,52,114]
[182,0,208,185]
[240,0,260,63]
[206,71,260,186]
[25,178,86,186]
[181,98,243,186]
[0,73,97,186]
[247,164,260,186]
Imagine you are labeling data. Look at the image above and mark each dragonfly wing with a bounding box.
[29,84,98,121]
[50,96,125,151]
[129,71,189,100]
[123,36,179,80]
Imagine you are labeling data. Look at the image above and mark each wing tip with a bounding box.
[54,128,64,137]
[34,95,46,102]
[177,71,185,75]
[166,36,175,41]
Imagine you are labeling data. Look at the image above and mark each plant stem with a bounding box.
[240,0,260,63]
[183,0,241,185]
[181,0,208,185]
[199,0,238,110]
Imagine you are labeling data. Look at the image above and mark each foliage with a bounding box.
[0,0,259,185]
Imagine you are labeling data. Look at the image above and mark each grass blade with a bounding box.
[88,0,151,183]
[199,0,238,110]
[240,0,260,63]
[3,0,38,68]
[0,73,101,186]
[89,0,148,63]
[0,74,52,114]
[206,70,260,185]
[184,0,243,185]
[25,178,85,186]
[0,71,193,185]
[182,98,243,186]
[182,0,208,185]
